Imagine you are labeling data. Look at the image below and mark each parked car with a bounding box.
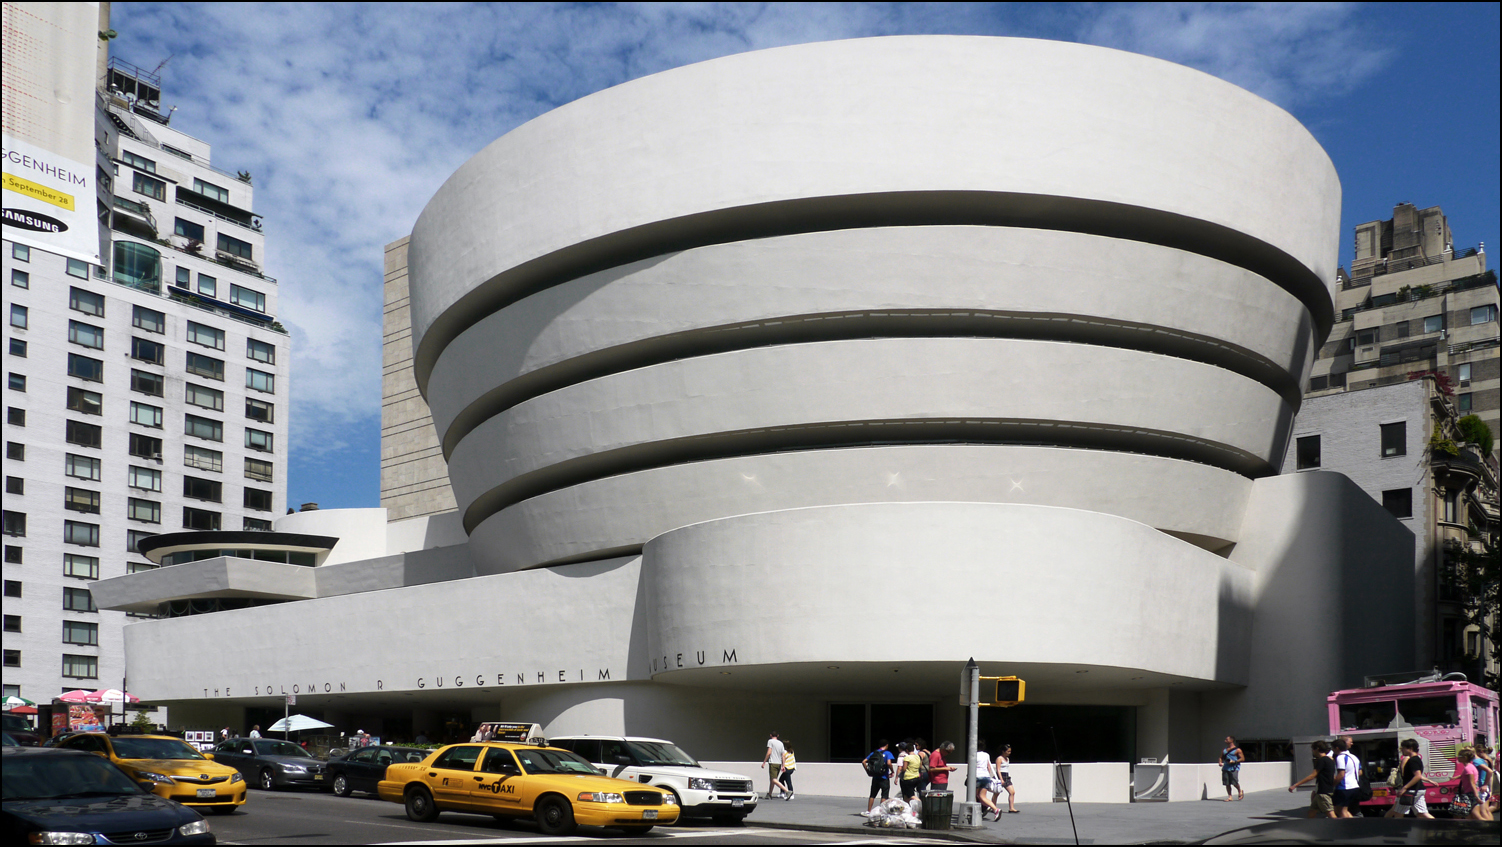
[548,735,757,822]
[2,746,215,844]
[57,732,246,813]
[0,714,39,747]
[211,737,328,790]
[376,741,678,835]
[329,745,430,797]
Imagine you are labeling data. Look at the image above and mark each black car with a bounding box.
[328,746,430,797]
[0,714,39,747]
[210,737,328,790]
[2,746,215,844]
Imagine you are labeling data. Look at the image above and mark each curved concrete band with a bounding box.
[641,503,1254,685]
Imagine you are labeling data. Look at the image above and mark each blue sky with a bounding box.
[107,2,1501,511]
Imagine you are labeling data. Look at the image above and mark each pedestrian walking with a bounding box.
[927,741,957,795]
[780,742,797,800]
[897,742,924,801]
[248,725,261,739]
[974,739,1002,820]
[862,739,897,816]
[1473,744,1495,819]
[1452,746,1487,820]
[761,731,785,799]
[914,738,932,793]
[1219,735,1244,801]
[1332,737,1361,818]
[995,743,1019,813]
[1385,738,1435,819]
[1290,739,1337,818]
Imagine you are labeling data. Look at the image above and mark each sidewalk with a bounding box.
[742,789,1317,844]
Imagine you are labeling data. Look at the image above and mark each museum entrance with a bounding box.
[829,703,935,762]
[973,704,1135,764]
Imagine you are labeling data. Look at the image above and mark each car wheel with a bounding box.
[405,786,439,822]
[332,773,350,797]
[258,769,276,791]
[535,796,577,836]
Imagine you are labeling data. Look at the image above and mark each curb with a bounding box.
[742,818,997,843]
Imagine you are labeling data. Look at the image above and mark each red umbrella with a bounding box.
[10,705,37,715]
[90,689,140,704]
[56,690,99,703]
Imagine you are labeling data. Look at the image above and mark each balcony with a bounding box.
[110,196,157,239]
[176,187,261,232]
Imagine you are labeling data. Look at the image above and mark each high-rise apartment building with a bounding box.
[2,2,290,704]
[1309,203,1499,453]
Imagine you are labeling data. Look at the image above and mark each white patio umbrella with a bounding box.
[267,714,334,733]
[2,696,36,709]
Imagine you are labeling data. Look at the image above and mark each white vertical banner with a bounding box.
[2,133,100,264]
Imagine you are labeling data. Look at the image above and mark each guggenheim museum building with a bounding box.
[96,36,1415,764]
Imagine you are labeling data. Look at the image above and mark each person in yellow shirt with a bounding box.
[780,742,798,801]
[898,742,923,800]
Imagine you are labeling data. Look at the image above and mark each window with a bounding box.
[10,304,27,329]
[1458,393,1472,412]
[64,554,99,579]
[245,399,274,424]
[67,353,104,382]
[162,144,192,160]
[184,414,223,442]
[1,511,25,537]
[63,621,98,646]
[129,401,163,428]
[1458,363,1472,384]
[193,179,229,202]
[186,351,223,380]
[69,287,104,316]
[6,545,23,563]
[174,266,190,288]
[1383,488,1413,519]
[121,150,155,173]
[217,233,252,260]
[127,561,157,574]
[64,487,100,514]
[130,369,163,396]
[244,517,272,531]
[7,373,23,392]
[173,217,205,243]
[68,321,104,350]
[244,487,272,511]
[65,454,101,481]
[63,520,99,547]
[1354,328,1377,347]
[1423,315,1444,335]
[1472,305,1498,325]
[8,339,24,357]
[197,274,216,298]
[66,258,89,279]
[66,420,103,449]
[1380,422,1406,457]
[66,387,103,416]
[63,586,94,611]
[185,384,223,411]
[133,172,166,202]
[112,241,161,292]
[128,466,161,492]
[245,428,273,452]
[127,497,161,523]
[126,530,156,555]
[3,616,17,633]
[6,442,23,461]
[183,507,220,531]
[11,269,28,288]
[184,445,222,473]
[12,243,29,261]
[183,476,221,503]
[128,433,162,460]
[131,337,165,365]
[132,305,165,333]
[245,368,274,393]
[1444,490,1459,524]
[62,654,98,678]
[247,338,275,364]
[230,285,265,312]
[186,321,225,350]
[4,477,20,495]
[3,650,17,668]
[3,580,20,596]
[6,407,23,426]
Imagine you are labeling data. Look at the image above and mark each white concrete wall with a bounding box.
[275,508,388,565]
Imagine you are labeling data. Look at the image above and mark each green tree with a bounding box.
[1447,535,1500,688]
[1456,414,1493,459]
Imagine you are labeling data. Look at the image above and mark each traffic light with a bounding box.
[992,676,1024,707]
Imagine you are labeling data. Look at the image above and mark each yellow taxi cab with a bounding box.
[58,732,247,813]
[377,741,678,835]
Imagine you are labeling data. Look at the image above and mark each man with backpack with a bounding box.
[862,739,897,816]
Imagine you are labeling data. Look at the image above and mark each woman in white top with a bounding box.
[995,744,1019,813]
[974,740,1002,820]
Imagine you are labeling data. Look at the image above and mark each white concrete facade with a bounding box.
[100,36,1414,767]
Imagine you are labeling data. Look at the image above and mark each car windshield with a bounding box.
[514,747,601,775]
[2,753,144,800]
[112,737,205,761]
[625,740,699,767]
[254,740,313,759]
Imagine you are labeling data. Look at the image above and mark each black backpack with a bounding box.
[863,750,888,777]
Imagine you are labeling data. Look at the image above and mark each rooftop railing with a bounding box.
[1333,269,1498,322]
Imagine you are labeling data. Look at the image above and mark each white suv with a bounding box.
[548,736,757,822]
